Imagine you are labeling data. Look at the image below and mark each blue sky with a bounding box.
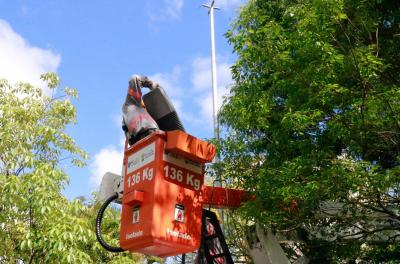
[0,0,245,199]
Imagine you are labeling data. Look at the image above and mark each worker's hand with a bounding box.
[140,76,160,90]
[129,75,161,90]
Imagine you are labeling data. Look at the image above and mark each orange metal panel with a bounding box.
[165,130,216,163]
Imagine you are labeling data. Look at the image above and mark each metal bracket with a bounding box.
[98,172,124,204]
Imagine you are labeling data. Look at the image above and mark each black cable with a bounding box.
[95,193,125,252]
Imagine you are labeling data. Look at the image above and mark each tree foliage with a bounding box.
[220,0,400,261]
[0,74,157,263]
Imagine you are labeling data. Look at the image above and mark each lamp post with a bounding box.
[202,1,224,233]
[202,0,220,142]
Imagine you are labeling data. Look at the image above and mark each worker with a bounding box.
[121,75,159,145]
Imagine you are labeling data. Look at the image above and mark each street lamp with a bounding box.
[202,0,220,142]
[202,1,224,233]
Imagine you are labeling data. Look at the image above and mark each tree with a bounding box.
[220,0,400,262]
[0,74,155,263]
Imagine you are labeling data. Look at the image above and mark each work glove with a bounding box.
[139,76,161,90]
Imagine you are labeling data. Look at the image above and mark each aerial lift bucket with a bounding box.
[119,130,215,257]
[96,130,248,258]
[96,75,250,260]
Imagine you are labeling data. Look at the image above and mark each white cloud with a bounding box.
[149,66,182,98]
[165,0,184,19]
[0,19,61,94]
[89,145,124,186]
[147,0,184,29]
[90,114,128,187]
[191,56,233,93]
[191,57,211,91]
[190,55,233,126]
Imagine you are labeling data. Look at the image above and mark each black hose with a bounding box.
[95,193,125,252]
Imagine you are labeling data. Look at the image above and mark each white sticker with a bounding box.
[163,152,202,174]
[132,207,140,224]
[127,142,155,174]
[174,204,185,222]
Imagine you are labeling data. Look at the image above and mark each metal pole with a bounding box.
[202,0,224,233]
[202,0,220,142]
[209,1,219,141]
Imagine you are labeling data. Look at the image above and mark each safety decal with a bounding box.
[174,204,185,222]
[132,206,140,224]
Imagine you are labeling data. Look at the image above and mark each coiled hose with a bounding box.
[95,193,125,252]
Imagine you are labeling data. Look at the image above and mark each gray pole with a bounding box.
[202,0,224,233]
[202,0,220,142]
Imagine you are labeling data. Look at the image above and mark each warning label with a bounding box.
[174,204,185,222]
[132,206,140,224]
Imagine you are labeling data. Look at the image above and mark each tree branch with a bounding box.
[376,27,379,57]
[28,250,36,264]
[376,193,400,221]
